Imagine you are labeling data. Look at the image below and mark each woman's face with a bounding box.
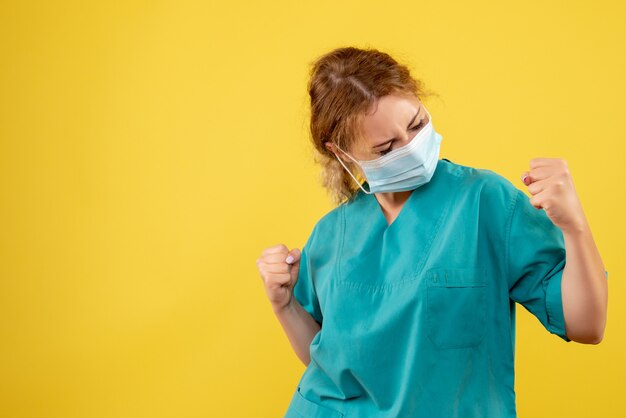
[327,93,430,177]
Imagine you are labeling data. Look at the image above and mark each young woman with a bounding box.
[255,47,608,418]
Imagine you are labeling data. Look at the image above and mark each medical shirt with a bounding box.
[284,159,573,418]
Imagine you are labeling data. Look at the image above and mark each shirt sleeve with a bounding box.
[292,225,324,326]
[507,189,572,342]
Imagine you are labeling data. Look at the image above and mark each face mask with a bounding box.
[332,109,443,194]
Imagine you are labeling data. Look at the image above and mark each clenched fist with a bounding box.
[256,244,302,312]
[521,158,587,234]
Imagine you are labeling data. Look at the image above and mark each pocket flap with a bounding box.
[426,267,487,287]
[290,388,344,418]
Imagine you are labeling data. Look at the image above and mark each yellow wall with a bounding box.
[1,1,624,417]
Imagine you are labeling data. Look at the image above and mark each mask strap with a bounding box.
[331,144,372,195]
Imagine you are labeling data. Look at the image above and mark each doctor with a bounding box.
[256,47,608,417]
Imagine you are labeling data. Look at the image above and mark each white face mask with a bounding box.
[332,109,443,194]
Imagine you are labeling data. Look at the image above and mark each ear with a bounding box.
[325,141,344,160]
[326,142,349,164]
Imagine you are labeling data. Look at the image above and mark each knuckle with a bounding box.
[275,244,289,254]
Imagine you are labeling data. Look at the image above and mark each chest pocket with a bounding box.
[425,268,487,349]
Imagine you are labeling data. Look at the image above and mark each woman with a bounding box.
[255,47,608,418]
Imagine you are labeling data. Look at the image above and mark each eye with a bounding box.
[411,120,425,131]
[379,143,394,155]
[378,120,425,155]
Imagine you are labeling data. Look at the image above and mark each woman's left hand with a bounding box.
[521,158,587,234]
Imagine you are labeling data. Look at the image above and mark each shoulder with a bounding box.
[439,158,522,205]
[439,159,516,190]
[438,159,526,235]
[312,204,342,240]
[301,201,343,254]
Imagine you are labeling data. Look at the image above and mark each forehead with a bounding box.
[359,94,422,145]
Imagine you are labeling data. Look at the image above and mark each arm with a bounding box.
[561,221,608,344]
[522,158,608,344]
[274,300,321,366]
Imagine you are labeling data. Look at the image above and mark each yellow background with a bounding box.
[1,1,624,417]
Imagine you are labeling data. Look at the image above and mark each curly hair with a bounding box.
[305,46,437,205]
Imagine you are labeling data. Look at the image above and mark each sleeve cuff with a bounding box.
[544,269,572,342]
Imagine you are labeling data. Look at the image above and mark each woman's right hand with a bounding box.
[256,244,302,312]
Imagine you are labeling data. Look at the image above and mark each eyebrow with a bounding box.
[372,107,422,149]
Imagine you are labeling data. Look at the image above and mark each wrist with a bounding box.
[561,217,590,237]
[272,297,297,316]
